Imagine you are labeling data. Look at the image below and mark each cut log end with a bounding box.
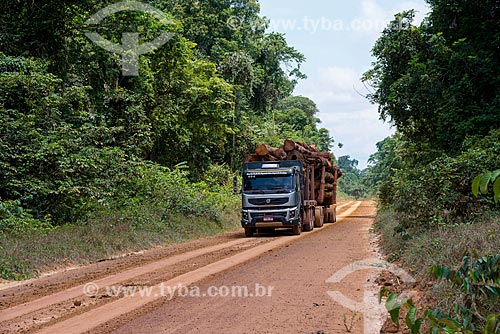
[283,140,296,152]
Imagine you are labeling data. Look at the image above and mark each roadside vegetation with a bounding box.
[363,0,500,332]
[1,164,241,280]
[0,1,337,280]
[337,155,372,199]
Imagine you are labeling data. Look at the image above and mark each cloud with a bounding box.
[276,1,431,168]
[298,66,359,104]
[296,65,394,168]
[354,0,430,38]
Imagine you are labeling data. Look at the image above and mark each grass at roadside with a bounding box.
[0,162,245,281]
[0,199,241,281]
[375,208,500,311]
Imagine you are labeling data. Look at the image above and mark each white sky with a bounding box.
[258,0,430,168]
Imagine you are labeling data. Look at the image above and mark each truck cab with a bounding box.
[241,161,304,237]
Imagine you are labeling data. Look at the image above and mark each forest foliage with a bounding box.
[363,0,500,229]
[0,1,339,279]
[0,0,334,233]
[363,0,500,331]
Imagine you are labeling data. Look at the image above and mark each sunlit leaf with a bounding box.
[491,169,500,181]
[385,293,402,327]
[494,177,500,203]
[484,314,499,334]
[405,304,417,327]
[472,174,482,197]
[480,172,492,195]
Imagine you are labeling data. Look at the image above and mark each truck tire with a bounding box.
[324,205,335,224]
[303,208,314,231]
[244,227,255,237]
[292,224,301,235]
[314,207,324,227]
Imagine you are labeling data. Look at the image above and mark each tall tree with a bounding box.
[364,2,500,157]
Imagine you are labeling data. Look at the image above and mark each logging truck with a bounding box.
[241,140,341,237]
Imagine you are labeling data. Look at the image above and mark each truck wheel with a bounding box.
[324,206,334,224]
[314,207,324,227]
[244,227,255,237]
[292,224,301,235]
[303,208,314,232]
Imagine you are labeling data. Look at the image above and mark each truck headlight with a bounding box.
[242,211,249,220]
[290,209,296,218]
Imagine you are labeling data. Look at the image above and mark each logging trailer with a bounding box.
[241,140,341,237]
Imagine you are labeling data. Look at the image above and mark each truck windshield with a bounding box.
[243,175,294,192]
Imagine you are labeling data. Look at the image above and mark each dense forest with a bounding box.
[0,0,335,225]
[363,0,500,332]
[0,1,336,278]
[3,0,499,330]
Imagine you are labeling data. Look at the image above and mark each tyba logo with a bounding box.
[85,1,174,76]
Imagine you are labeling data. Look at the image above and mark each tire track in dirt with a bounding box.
[0,238,255,323]
[0,201,356,334]
[107,201,377,334]
[31,202,360,334]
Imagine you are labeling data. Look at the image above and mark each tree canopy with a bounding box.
[364,3,500,157]
[0,0,335,227]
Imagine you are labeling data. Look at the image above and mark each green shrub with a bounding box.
[391,129,500,232]
[0,200,51,234]
[0,255,32,281]
[0,163,241,281]
[383,255,500,333]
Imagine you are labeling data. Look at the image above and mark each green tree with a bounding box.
[0,0,327,228]
[363,135,402,205]
[337,156,365,198]
[247,95,334,152]
[364,3,500,156]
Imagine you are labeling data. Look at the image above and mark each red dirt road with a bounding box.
[0,201,382,334]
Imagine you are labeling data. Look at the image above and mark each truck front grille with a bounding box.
[252,212,287,219]
[248,198,289,206]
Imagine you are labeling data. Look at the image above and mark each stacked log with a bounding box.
[244,140,342,206]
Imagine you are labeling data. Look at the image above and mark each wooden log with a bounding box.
[263,154,279,161]
[333,166,343,178]
[309,165,315,201]
[332,169,339,205]
[297,141,318,152]
[243,154,259,163]
[283,140,296,152]
[245,140,342,185]
[255,144,288,160]
[243,152,284,162]
[324,172,335,184]
[323,190,333,202]
[310,156,330,169]
[317,166,325,204]
[315,152,333,160]
[315,183,334,191]
[273,148,287,160]
[286,150,305,161]
[294,143,313,156]
[284,140,317,155]
[256,144,274,156]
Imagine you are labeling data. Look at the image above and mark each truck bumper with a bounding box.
[241,207,300,228]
